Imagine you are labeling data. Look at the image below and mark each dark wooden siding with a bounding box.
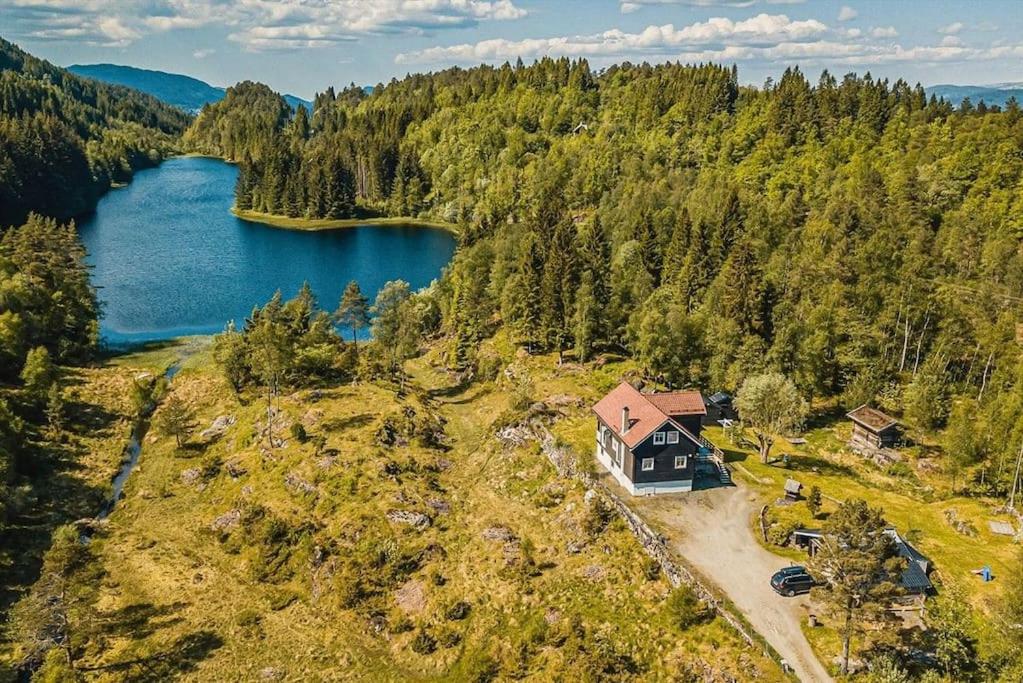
[629,425,698,484]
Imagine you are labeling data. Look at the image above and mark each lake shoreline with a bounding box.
[232,208,460,235]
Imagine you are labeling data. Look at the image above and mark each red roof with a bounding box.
[647,391,707,416]
[592,382,704,449]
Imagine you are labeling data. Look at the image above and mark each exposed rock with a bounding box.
[210,509,241,531]
[302,408,324,427]
[481,526,516,542]
[259,668,284,680]
[387,509,431,530]
[180,468,201,487]
[582,564,607,582]
[566,539,587,554]
[435,458,453,471]
[200,414,236,442]
[225,459,247,479]
[284,472,316,496]
[544,608,562,624]
[316,455,337,469]
[426,498,450,515]
[545,393,584,408]
[394,579,427,614]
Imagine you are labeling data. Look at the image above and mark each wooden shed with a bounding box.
[847,405,900,450]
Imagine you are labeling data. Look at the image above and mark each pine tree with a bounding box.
[153,394,196,448]
[335,280,370,355]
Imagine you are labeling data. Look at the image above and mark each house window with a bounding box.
[674,455,687,470]
[653,432,666,445]
[641,458,655,471]
[667,431,679,444]
[613,440,623,467]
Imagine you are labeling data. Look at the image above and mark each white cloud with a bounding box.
[938,21,963,35]
[940,35,962,47]
[5,0,529,51]
[618,0,805,11]
[398,13,828,63]
[837,5,857,21]
[396,12,1023,72]
[192,48,216,59]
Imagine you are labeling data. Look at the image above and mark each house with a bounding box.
[593,382,706,495]
[703,391,736,425]
[847,405,900,451]
[784,478,803,501]
[790,527,933,598]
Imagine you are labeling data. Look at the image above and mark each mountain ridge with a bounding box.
[67,62,312,113]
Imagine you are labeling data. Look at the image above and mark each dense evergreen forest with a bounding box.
[193,58,1023,498]
[0,37,190,226]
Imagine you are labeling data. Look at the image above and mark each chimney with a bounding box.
[621,406,630,434]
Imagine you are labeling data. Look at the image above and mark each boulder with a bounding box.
[200,415,236,441]
[387,509,431,530]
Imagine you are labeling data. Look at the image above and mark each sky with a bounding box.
[3,0,1022,98]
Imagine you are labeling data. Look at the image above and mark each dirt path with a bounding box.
[633,485,834,683]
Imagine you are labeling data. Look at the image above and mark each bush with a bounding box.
[410,628,437,655]
[445,600,471,621]
[389,613,414,634]
[665,585,712,630]
[767,520,799,547]
[290,422,308,443]
[581,495,615,537]
[439,629,462,648]
[643,557,661,581]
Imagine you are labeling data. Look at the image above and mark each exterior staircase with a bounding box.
[697,436,733,486]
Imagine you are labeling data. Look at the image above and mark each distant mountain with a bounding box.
[67,63,312,114]
[926,83,1023,108]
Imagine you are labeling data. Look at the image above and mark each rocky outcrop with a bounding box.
[386,509,431,530]
[200,414,236,441]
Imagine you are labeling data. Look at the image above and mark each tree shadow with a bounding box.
[98,601,190,640]
[321,413,374,431]
[83,629,224,681]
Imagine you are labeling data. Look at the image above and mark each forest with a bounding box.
[0,37,189,226]
[4,33,1023,679]
[188,57,1023,498]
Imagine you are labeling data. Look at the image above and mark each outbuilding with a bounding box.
[847,405,900,451]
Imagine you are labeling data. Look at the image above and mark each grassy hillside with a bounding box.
[7,339,783,681]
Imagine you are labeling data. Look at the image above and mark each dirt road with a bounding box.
[633,486,834,683]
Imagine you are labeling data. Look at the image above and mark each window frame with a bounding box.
[666,430,680,444]
[653,432,666,445]
[674,455,687,470]
[641,458,655,472]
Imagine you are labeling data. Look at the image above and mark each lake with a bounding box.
[79,156,457,344]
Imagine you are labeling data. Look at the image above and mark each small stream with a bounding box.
[87,358,187,534]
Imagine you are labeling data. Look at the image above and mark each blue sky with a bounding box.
[3,0,1022,98]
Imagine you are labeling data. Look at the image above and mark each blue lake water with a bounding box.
[79,156,457,344]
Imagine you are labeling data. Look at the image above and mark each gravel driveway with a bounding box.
[631,485,834,683]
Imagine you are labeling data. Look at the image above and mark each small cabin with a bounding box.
[847,405,900,451]
[703,391,736,425]
[784,478,803,501]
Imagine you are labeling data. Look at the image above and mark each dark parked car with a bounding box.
[771,566,815,596]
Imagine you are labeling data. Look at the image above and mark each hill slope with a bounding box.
[68,63,312,113]
[926,83,1023,107]
[0,38,190,225]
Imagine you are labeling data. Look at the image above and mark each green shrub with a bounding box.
[389,613,414,634]
[643,557,661,581]
[439,629,462,648]
[767,520,798,547]
[665,585,712,630]
[445,600,471,621]
[290,422,308,443]
[410,628,437,655]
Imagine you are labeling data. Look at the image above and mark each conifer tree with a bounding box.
[335,280,370,355]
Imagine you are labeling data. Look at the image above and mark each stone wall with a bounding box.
[530,422,785,668]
